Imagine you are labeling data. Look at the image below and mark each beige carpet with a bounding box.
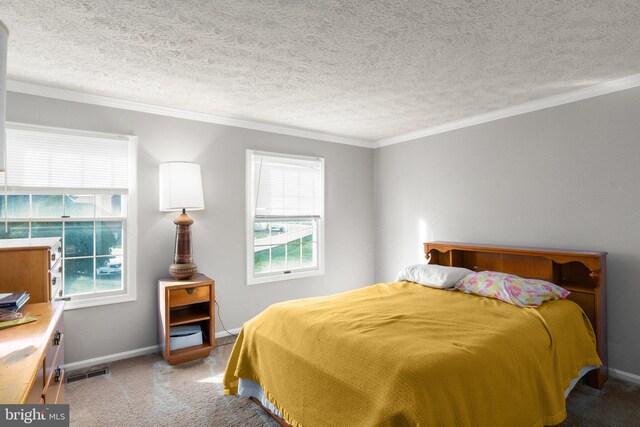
[67,336,278,427]
[560,376,640,426]
[67,337,640,426]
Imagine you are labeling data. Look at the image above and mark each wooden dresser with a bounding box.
[0,237,65,404]
[0,302,65,403]
[0,237,63,303]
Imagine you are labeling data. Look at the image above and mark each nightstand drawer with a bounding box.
[169,285,210,308]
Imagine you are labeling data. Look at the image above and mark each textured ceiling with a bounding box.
[1,1,640,142]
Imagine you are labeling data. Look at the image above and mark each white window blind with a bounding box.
[253,153,322,217]
[3,127,129,192]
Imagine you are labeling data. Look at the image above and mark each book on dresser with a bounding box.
[0,291,30,309]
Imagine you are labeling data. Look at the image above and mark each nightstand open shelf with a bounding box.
[169,306,211,326]
[158,274,215,365]
[170,340,213,355]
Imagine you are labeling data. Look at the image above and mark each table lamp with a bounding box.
[159,162,205,279]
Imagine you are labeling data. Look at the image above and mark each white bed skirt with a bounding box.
[238,378,285,418]
[565,365,599,397]
[238,365,599,421]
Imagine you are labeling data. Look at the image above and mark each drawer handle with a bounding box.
[53,331,62,346]
[54,367,62,383]
[186,287,195,295]
[57,246,62,253]
[51,253,56,261]
[59,289,63,297]
[52,277,57,286]
[58,266,62,273]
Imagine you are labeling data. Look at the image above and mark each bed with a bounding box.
[223,242,607,426]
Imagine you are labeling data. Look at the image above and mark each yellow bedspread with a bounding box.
[223,282,601,427]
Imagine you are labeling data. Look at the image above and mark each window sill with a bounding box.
[63,292,136,310]
[248,268,324,286]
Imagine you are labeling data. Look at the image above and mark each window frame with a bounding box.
[246,150,325,285]
[4,122,138,310]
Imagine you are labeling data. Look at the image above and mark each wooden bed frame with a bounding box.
[426,241,607,389]
[252,241,608,425]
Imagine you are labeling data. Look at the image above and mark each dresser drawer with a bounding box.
[54,375,65,404]
[45,333,64,383]
[49,241,62,270]
[44,314,64,392]
[43,336,64,404]
[169,285,210,308]
[25,361,45,404]
[50,261,63,301]
[44,365,64,404]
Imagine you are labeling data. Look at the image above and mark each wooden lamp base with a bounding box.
[170,209,198,280]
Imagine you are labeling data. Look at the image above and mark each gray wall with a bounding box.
[374,86,640,376]
[7,92,375,364]
[8,85,640,377]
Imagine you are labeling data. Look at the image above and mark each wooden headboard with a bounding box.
[425,241,608,389]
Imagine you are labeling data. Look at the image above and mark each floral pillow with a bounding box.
[454,271,570,307]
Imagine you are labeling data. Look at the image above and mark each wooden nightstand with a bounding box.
[158,273,215,365]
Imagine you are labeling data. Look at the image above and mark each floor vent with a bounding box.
[66,368,109,383]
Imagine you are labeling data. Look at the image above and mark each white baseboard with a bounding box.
[609,368,640,386]
[215,327,242,339]
[63,345,160,371]
[64,328,242,371]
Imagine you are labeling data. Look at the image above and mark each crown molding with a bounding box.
[6,79,374,149]
[8,72,640,150]
[374,72,640,148]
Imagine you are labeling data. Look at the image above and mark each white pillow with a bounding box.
[396,264,474,289]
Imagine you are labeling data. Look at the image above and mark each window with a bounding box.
[246,150,324,285]
[1,123,137,309]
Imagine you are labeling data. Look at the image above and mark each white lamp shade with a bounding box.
[159,162,205,211]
